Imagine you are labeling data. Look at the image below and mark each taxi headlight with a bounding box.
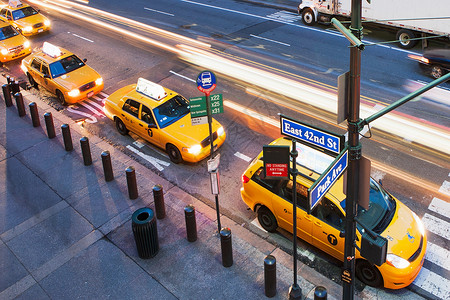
[95,77,103,86]
[23,26,33,32]
[412,212,425,236]
[386,254,410,269]
[44,20,51,26]
[24,41,30,48]
[1,48,8,55]
[185,144,202,155]
[217,126,224,136]
[68,89,80,97]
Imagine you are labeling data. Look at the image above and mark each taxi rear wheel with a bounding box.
[56,90,67,106]
[115,118,129,135]
[355,260,383,287]
[27,73,38,89]
[166,144,183,164]
[257,206,278,233]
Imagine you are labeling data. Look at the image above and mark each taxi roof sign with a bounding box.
[136,78,167,100]
[42,42,62,58]
[9,0,23,8]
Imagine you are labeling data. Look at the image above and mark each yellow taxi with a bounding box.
[241,137,426,289]
[21,42,104,105]
[0,18,30,63]
[104,78,226,163]
[0,0,50,36]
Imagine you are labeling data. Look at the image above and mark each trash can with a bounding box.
[132,207,159,259]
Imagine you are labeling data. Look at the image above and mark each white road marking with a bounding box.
[170,70,196,82]
[428,197,450,219]
[85,99,104,112]
[144,7,174,16]
[133,141,145,149]
[266,11,301,23]
[99,91,109,98]
[422,213,450,240]
[72,33,94,43]
[234,152,252,162]
[250,34,290,46]
[438,180,450,197]
[66,107,97,123]
[425,242,450,271]
[412,267,450,299]
[79,101,103,116]
[126,145,170,171]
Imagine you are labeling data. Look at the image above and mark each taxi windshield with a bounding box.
[153,95,190,128]
[49,55,85,78]
[12,7,38,20]
[341,178,396,233]
[0,25,19,40]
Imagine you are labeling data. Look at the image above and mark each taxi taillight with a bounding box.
[242,174,250,184]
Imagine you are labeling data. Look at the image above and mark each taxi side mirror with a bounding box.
[43,74,50,79]
[7,16,11,20]
[83,58,87,63]
[339,230,345,238]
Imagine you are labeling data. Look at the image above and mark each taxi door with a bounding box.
[272,180,312,243]
[311,198,345,260]
[120,99,142,133]
[136,104,161,147]
[28,58,44,86]
[41,63,58,94]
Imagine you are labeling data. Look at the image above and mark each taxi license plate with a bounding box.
[87,91,94,98]
[38,29,43,33]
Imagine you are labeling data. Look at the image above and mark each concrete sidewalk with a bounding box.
[0,75,346,299]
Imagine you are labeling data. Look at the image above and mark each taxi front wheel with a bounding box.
[355,259,383,287]
[56,90,67,106]
[115,118,129,135]
[257,207,278,233]
[166,144,182,164]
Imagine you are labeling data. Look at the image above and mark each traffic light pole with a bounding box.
[343,0,363,299]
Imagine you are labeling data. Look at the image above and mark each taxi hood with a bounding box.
[53,65,100,91]
[381,200,423,260]
[13,14,45,27]
[0,33,26,48]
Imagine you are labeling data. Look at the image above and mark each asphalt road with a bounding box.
[2,0,449,298]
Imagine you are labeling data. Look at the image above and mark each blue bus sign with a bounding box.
[309,148,348,210]
[280,115,344,155]
[197,71,217,94]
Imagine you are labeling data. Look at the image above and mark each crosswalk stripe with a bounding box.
[412,267,450,299]
[422,213,450,240]
[266,11,301,23]
[428,197,450,219]
[425,242,450,271]
[438,180,450,197]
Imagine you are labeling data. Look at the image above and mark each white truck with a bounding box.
[297,0,450,49]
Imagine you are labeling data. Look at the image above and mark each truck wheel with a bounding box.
[301,8,316,26]
[355,260,383,287]
[257,207,278,232]
[396,29,417,49]
[430,65,443,79]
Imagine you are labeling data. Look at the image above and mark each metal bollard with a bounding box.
[153,184,166,219]
[80,137,92,166]
[6,75,11,84]
[61,124,73,151]
[8,77,14,90]
[184,205,197,242]
[29,102,40,127]
[14,92,26,117]
[44,112,56,139]
[126,166,138,199]
[220,227,233,267]
[314,286,327,300]
[101,151,114,181]
[2,84,13,107]
[11,80,20,95]
[264,255,277,298]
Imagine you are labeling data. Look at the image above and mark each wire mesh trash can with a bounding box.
[132,207,159,258]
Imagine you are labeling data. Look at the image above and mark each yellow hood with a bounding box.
[53,65,100,91]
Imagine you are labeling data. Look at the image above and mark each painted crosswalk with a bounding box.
[266,11,301,23]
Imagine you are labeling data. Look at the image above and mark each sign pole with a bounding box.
[288,140,301,299]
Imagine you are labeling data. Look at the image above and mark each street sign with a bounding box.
[189,94,223,117]
[309,147,348,210]
[263,145,290,179]
[197,70,216,94]
[280,115,344,155]
[209,93,224,114]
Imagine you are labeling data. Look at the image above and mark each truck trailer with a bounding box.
[297,0,450,49]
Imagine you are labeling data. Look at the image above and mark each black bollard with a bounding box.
[101,151,114,182]
[29,102,40,127]
[61,124,73,151]
[6,75,11,85]
[8,77,14,90]
[153,184,166,219]
[264,255,277,298]
[314,286,327,300]
[220,227,233,267]
[14,92,26,117]
[80,137,92,166]
[126,166,138,199]
[11,80,20,95]
[2,84,13,107]
[44,112,56,139]
[184,205,197,242]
